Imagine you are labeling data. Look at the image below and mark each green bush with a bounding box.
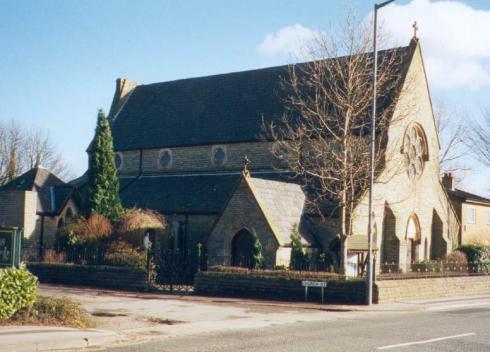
[411,260,441,272]
[8,296,93,328]
[290,226,306,270]
[458,244,490,273]
[252,233,265,269]
[0,266,38,321]
[103,241,147,269]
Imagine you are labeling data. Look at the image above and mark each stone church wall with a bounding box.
[351,45,460,272]
[162,213,217,251]
[0,190,37,240]
[117,141,284,175]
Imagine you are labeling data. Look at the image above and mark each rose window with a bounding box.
[403,125,426,179]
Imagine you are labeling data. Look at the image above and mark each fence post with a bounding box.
[146,248,151,290]
[197,242,203,272]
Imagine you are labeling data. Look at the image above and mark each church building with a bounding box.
[89,38,459,272]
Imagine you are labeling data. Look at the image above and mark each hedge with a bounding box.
[27,263,148,290]
[195,266,365,304]
[208,265,345,280]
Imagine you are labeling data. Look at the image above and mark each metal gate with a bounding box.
[152,248,206,292]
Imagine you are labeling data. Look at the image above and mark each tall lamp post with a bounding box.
[367,0,395,306]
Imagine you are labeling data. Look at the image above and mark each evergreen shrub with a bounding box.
[0,266,38,321]
[458,244,490,273]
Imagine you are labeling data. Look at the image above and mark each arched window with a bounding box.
[402,124,428,179]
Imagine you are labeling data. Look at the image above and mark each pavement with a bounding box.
[1,326,118,352]
[2,284,490,351]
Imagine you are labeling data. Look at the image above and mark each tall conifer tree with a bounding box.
[88,109,123,221]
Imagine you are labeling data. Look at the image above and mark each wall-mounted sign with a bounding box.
[0,228,21,268]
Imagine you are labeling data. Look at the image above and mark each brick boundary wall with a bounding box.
[375,275,490,303]
[194,271,367,304]
[27,263,148,291]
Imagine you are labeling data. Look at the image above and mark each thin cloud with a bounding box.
[257,24,321,59]
[377,0,490,90]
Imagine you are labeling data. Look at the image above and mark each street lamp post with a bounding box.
[367,0,395,306]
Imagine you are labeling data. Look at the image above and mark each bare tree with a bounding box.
[433,99,470,183]
[0,120,72,184]
[467,108,490,168]
[0,121,22,184]
[266,15,411,274]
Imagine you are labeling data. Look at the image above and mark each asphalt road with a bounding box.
[105,306,490,352]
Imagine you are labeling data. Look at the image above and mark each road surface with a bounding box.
[104,305,490,351]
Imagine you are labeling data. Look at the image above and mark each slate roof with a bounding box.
[446,188,490,205]
[105,44,414,151]
[246,176,315,246]
[119,174,241,214]
[0,168,75,215]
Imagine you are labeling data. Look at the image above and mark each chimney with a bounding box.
[442,172,453,190]
[108,78,139,119]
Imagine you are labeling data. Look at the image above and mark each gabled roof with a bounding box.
[0,168,75,215]
[447,188,490,205]
[103,44,414,152]
[245,176,314,246]
[117,171,300,215]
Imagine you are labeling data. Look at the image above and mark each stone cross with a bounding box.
[242,156,250,177]
[412,21,419,39]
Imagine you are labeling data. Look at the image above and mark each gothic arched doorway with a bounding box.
[381,206,399,271]
[231,229,255,268]
[406,214,421,265]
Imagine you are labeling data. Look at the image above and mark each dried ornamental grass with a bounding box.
[112,208,166,248]
[7,296,94,328]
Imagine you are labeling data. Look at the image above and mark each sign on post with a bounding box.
[302,280,328,304]
[0,227,22,268]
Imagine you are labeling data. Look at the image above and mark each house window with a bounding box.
[487,210,490,225]
[158,149,173,169]
[211,146,226,165]
[467,208,476,224]
[403,124,427,180]
[115,152,123,170]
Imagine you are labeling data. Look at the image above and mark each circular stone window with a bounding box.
[403,125,427,179]
[158,149,173,169]
[212,146,226,165]
[115,152,123,170]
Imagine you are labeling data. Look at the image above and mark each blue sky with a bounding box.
[0,0,488,194]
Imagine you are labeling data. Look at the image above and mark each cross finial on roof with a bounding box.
[242,156,250,177]
[412,21,419,39]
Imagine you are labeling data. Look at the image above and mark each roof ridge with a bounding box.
[138,45,411,88]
